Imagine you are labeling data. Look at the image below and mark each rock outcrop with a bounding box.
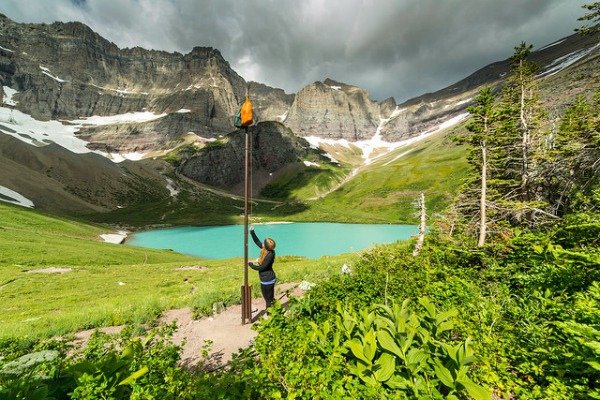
[284,78,383,141]
[179,121,311,189]
[0,14,290,139]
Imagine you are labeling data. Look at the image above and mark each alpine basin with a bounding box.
[127,223,419,259]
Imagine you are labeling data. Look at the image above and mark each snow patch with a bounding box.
[354,106,407,165]
[278,111,288,122]
[2,86,18,106]
[0,45,14,53]
[329,85,342,91]
[70,111,167,126]
[303,160,320,168]
[0,106,95,153]
[0,91,158,163]
[538,39,566,51]
[107,152,146,163]
[39,66,66,83]
[539,43,600,77]
[0,185,34,208]
[165,177,180,197]
[359,112,469,166]
[176,109,191,113]
[100,230,128,244]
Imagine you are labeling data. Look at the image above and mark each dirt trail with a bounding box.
[73,283,304,369]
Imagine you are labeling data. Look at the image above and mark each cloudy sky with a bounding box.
[0,0,588,102]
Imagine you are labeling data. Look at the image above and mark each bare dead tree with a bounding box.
[413,192,426,257]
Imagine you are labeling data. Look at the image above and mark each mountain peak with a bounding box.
[187,46,223,59]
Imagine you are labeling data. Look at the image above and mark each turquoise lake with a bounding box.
[128,223,419,259]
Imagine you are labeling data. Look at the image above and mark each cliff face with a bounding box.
[283,78,383,141]
[0,14,290,139]
[1,14,599,164]
[179,121,310,189]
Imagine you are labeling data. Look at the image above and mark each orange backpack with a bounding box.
[240,97,253,127]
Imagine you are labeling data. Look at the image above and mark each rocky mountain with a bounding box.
[0,14,290,145]
[0,133,172,215]
[179,121,315,193]
[284,78,384,141]
[0,12,599,217]
[2,13,599,155]
[381,30,600,141]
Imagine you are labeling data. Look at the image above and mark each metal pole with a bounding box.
[242,126,251,324]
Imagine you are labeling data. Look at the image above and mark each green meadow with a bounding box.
[0,129,464,340]
[0,202,357,339]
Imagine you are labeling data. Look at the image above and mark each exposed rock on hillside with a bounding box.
[0,14,289,138]
[179,121,311,189]
[0,134,171,214]
[284,78,383,141]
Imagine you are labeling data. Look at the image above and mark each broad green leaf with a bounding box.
[438,320,455,334]
[435,309,458,324]
[401,331,415,354]
[456,366,469,382]
[363,329,377,362]
[118,366,149,386]
[323,321,330,335]
[348,361,367,377]
[440,341,459,364]
[374,353,396,382]
[458,379,492,400]
[419,297,436,318]
[377,304,394,319]
[406,348,427,370]
[400,298,411,313]
[376,315,396,332]
[385,375,410,389]
[434,360,455,389]
[347,339,370,365]
[377,329,404,359]
[462,355,478,366]
[359,368,378,386]
[587,361,600,371]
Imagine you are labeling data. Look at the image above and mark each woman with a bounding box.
[248,225,277,309]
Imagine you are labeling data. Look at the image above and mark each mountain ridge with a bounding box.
[0,14,598,222]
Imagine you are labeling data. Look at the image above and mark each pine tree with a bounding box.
[577,2,600,35]
[543,93,600,213]
[463,87,497,246]
[494,42,549,224]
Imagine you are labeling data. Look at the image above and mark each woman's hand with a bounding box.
[249,225,254,232]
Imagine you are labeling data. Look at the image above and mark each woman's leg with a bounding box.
[261,283,275,308]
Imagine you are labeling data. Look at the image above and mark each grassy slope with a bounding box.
[259,130,469,224]
[0,124,466,339]
[84,127,467,227]
[0,202,358,339]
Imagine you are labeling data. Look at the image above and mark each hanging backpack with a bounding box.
[233,109,243,128]
[240,97,253,127]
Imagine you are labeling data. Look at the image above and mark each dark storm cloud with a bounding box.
[0,0,586,102]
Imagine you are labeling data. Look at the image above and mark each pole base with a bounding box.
[241,285,252,324]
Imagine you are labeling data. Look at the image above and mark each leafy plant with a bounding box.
[328,298,490,399]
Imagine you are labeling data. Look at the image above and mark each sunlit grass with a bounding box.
[0,203,359,339]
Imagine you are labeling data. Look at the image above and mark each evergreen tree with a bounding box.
[463,87,497,246]
[543,93,600,214]
[494,42,549,225]
[577,2,600,35]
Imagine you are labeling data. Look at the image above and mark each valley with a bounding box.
[0,6,599,399]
